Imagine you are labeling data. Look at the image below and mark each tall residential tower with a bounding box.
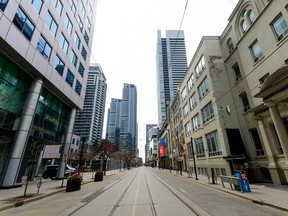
[156,30,188,125]
[74,64,107,146]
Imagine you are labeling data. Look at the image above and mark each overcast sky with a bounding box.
[91,0,238,160]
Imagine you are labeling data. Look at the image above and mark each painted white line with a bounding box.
[81,192,93,199]
[164,179,168,182]
[179,188,189,195]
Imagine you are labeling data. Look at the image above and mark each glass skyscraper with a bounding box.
[156,30,188,125]
[106,83,138,156]
[0,0,98,187]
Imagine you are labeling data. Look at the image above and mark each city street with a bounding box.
[0,167,287,216]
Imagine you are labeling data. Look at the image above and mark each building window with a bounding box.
[45,12,58,37]
[78,63,84,77]
[183,103,189,117]
[206,130,222,157]
[249,40,263,62]
[240,92,250,112]
[241,20,247,33]
[187,142,193,160]
[232,62,241,81]
[195,137,205,158]
[0,0,9,11]
[37,35,52,60]
[54,55,64,75]
[75,80,82,95]
[201,101,214,124]
[70,50,78,67]
[80,0,86,17]
[189,93,197,110]
[86,18,91,31]
[259,73,269,85]
[227,38,234,53]
[88,4,93,18]
[187,74,194,92]
[77,15,83,33]
[28,0,43,13]
[184,121,191,136]
[74,32,81,49]
[81,46,87,60]
[84,31,89,45]
[181,86,187,101]
[52,0,63,15]
[195,55,205,79]
[13,7,35,41]
[59,33,69,54]
[198,76,209,99]
[247,10,255,23]
[271,14,288,41]
[66,69,74,87]
[192,113,200,131]
[67,0,76,16]
[64,14,73,34]
[249,128,264,156]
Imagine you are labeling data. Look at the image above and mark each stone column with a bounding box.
[267,102,288,183]
[2,78,43,187]
[257,117,281,184]
[267,103,288,161]
[57,108,76,178]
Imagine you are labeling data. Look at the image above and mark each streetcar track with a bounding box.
[152,172,208,216]
[107,171,139,216]
[144,174,157,216]
[66,169,207,216]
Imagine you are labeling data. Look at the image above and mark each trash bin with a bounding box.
[235,172,251,192]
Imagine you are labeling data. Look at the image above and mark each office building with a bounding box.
[74,63,107,146]
[106,98,122,149]
[156,30,188,125]
[106,83,138,156]
[0,0,98,187]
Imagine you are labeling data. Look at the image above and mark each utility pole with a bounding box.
[190,137,198,180]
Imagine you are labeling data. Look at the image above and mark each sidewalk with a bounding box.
[0,169,120,212]
[166,169,288,213]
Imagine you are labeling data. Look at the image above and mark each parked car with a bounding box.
[42,165,75,179]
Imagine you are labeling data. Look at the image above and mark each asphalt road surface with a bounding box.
[0,167,286,216]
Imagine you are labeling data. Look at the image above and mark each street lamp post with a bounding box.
[190,137,198,180]
[78,137,85,175]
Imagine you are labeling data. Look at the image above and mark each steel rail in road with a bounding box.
[67,168,205,216]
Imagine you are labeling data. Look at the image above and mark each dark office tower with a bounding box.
[106,83,137,156]
[156,30,188,125]
[120,83,137,156]
[74,64,107,146]
[0,0,98,187]
[106,98,123,150]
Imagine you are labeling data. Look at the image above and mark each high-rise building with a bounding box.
[106,83,137,156]
[145,124,157,163]
[121,83,137,155]
[156,30,188,125]
[0,0,98,187]
[74,64,107,146]
[106,99,122,149]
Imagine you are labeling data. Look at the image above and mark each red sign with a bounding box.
[160,146,165,157]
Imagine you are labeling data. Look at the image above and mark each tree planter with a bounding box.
[66,180,81,192]
[94,172,103,182]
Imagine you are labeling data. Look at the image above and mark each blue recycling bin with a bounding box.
[235,172,251,192]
